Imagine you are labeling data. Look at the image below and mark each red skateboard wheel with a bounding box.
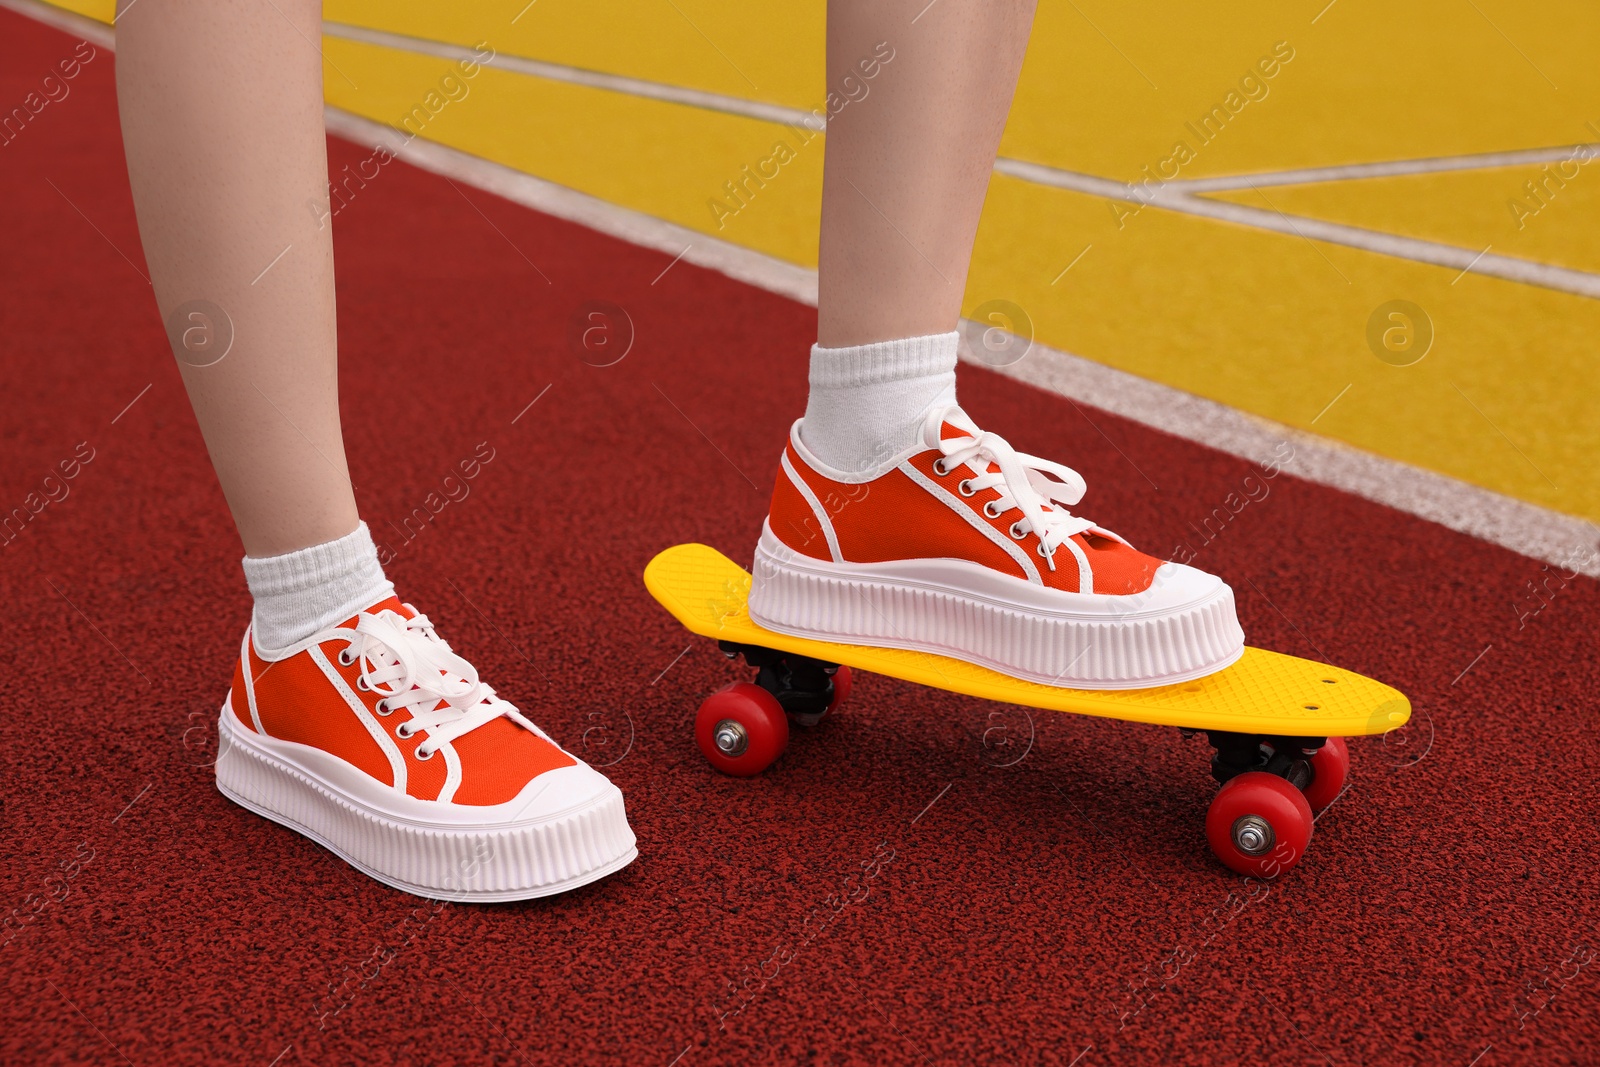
[1205,771,1314,878]
[826,665,853,716]
[1301,736,1349,813]
[695,682,789,777]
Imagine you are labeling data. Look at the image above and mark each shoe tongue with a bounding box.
[933,409,997,473]
[365,595,412,619]
[927,406,982,447]
[336,595,410,630]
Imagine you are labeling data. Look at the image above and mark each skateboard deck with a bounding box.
[645,543,1410,738]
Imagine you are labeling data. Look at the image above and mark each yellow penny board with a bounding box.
[644,544,1411,738]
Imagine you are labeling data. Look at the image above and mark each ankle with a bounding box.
[799,330,959,476]
[242,521,394,653]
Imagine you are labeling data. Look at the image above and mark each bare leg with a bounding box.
[116,0,357,557]
[817,0,1039,348]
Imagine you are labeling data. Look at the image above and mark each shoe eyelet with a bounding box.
[355,675,370,691]
[1009,522,1027,540]
[1036,543,1055,559]
[983,501,1003,519]
[957,479,976,497]
[415,745,435,761]
[338,649,355,666]
[395,722,413,739]
[932,459,951,476]
[375,699,390,715]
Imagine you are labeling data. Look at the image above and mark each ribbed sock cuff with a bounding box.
[242,521,394,653]
[807,330,960,389]
[800,331,960,475]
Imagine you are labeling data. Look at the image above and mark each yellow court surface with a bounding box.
[644,543,1410,737]
[49,0,1600,524]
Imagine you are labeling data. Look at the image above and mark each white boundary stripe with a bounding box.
[965,343,1600,578]
[1165,142,1600,193]
[10,0,1598,575]
[994,157,1600,300]
[321,107,817,306]
[323,21,822,131]
[4,0,111,45]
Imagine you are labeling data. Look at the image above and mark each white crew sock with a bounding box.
[241,521,395,653]
[799,330,959,475]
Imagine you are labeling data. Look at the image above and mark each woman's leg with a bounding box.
[116,0,355,558]
[114,1,636,899]
[800,0,1038,475]
[817,0,1038,348]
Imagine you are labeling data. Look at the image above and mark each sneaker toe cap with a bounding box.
[1132,561,1238,617]
[498,758,624,822]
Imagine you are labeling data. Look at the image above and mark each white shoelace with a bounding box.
[329,607,530,759]
[925,406,1121,571]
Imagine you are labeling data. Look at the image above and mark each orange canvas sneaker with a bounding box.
[749,406,1244,689]
[215,596,636,900]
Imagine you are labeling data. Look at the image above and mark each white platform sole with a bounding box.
[748,528,1245,689]
[214,706,637,902]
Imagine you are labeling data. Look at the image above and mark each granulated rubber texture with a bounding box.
[2,10,1596,1066]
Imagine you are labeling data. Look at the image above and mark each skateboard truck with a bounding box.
[1195,730,1328,791]
[718,641,842,727]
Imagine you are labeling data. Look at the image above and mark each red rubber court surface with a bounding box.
[3,10,1598,1066]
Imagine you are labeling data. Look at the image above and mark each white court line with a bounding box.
[323,21,820,131]
[8,0,1598,576]
[1164,142,1600,193]
[321,108,820,306]
[5,0,111,43]
[967,345,1600,578]
[993,157,1600,301]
